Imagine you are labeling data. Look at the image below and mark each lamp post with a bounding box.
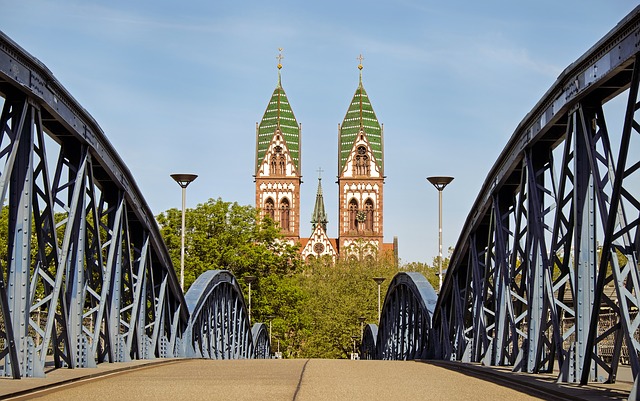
[373,277,386,322]
[427,176,454,291]
[170,174,198,291]
[351,335,360,359]
[266,315,275,344]
[358,316,366,339]
[244,275,257,323]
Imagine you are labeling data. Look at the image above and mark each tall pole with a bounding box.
[427,176,454,291]
[373,277,386,322]
[171,174,198,291]
[266,315,275,344]
[245,275,257,323]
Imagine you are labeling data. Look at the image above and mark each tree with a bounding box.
[156,197,301,289]
[157,197,307,358]
[297,254,398,358]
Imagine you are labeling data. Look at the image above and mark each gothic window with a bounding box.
[364,199,374,231]
[354,146,369,176]
[280,198,290,231]
[265,198,275,221]
[348,199,358,231]
[271,146,285,175]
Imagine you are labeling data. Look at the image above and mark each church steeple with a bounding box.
[311,172,328,232]
[256,49,301,175]
[338,56,383,176]
[336,55,385,259]
[255,49,302,242]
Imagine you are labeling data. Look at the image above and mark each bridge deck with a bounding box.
[0,359,632,400]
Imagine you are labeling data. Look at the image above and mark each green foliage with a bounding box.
[156,197,301,289]
[297,255,397,358]
[157,197,306,357]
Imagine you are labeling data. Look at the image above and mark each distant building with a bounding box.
[254,52,395,262]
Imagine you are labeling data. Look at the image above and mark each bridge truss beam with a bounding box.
[0,34,194,372]
[433,6,640,389]
[363,272,437,360]
[184,270,268,359]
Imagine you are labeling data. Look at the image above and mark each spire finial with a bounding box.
[277,48,284,70]
[317,167,324,180]
[357,54,364,70]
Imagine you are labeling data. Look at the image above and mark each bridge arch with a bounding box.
[372,272,437,360]
[251,323,271,359]
[184,270,265,359]
[0,30,188,378]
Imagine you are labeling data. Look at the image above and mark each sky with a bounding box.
[0,1,637,264]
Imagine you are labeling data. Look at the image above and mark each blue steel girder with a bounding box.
[361,323,378,360]
[0,31,189,378]
[433,6,640,390]
[251,323,271,359]
[376,272,437,360]
[184,270,256,359]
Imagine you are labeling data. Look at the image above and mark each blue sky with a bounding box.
[0,1,637,264]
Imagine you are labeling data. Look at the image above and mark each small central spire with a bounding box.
[311,168,328,232]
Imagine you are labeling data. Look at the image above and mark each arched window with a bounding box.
[348,199,358,231]
[354,146,369,176]
[264,198,275,221]
[271,146,286,175]
[364,199,374,231]
[280,198,290,231]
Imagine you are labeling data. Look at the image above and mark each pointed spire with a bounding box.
[338,55,383,174]
[311,168,328,232]
[256,48,300,174]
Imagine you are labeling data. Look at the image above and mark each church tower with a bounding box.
[337,56,385,259]
[255,50,302,242]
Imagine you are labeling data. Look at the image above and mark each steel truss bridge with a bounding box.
[1,4,640,400]
[0,31,269,379]
[364,5,640,399]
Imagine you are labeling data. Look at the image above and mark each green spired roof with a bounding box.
[256,69,300,174]
[339,68,383,174]
[311,176,328,232]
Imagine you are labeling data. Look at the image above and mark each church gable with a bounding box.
[301,225,338,262]
[340,130,382,179]
[257,131,299,177]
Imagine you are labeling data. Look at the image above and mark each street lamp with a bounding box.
[373,277,386,322]
[244,275,257,323]
[427,176,454,291]
[171,173,198,291]
[358,316,366,339]
[266,315,275,344]
[351,335,360,359]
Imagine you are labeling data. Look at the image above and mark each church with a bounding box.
[254,52,396,263]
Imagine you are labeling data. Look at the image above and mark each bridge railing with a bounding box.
[432,5,640,390]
